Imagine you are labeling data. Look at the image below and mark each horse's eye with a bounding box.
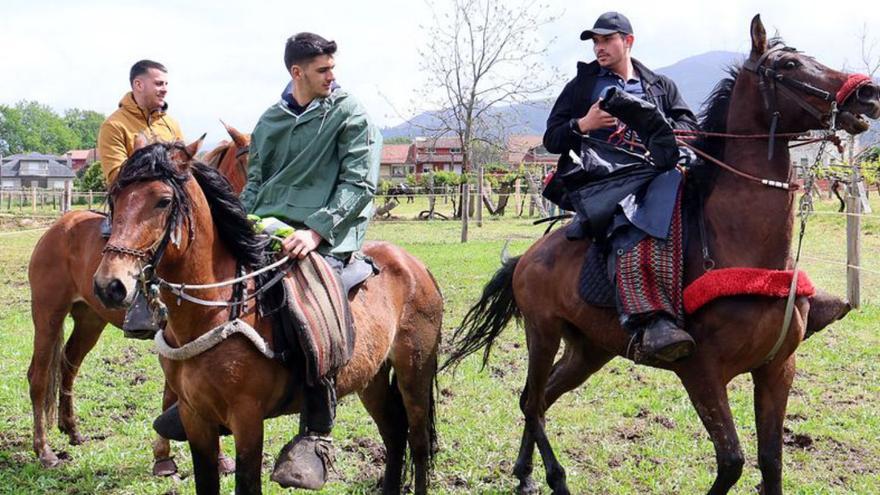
[783,60,798,70]
[156,198,173,209]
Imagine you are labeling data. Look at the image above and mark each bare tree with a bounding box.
[418,0,557,242]
[859,23,880,78]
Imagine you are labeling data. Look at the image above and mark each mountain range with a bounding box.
[380,50,879,145]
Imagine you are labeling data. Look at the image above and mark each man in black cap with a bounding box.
[543,11,699,362]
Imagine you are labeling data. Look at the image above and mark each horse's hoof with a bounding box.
[152,457,178,477]
[516,477,540,495]
[219,454,236,475]
[38,450,61,468]
[68,432,86,446]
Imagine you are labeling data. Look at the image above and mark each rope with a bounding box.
[154,318,274,361]
[158,253,290,291]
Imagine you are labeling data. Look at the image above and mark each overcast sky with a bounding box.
[3,0,879,145]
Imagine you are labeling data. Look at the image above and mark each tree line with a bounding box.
[0,101,105,155]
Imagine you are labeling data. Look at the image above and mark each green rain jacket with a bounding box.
[241,87,382,258]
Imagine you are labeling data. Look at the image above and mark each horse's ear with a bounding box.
[221,119,249,148]
[750,14,767,58]
[185,133,206,159]
[133,133,149,151]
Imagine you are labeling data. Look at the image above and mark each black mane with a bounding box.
[112,143,267,268]
[687,37,788,192]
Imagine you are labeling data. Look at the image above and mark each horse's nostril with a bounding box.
[857,84,880,103]
[107,279,128,304]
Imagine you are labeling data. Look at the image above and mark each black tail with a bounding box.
[443,255,521,371]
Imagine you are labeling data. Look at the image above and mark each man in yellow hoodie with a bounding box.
[97,60,184,184]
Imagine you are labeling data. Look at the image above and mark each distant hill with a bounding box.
[381,50,744,139]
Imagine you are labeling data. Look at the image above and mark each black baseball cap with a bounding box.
[580,11,633,40]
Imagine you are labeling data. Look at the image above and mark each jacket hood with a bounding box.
[280,81,344,106]
[118,92,168,118]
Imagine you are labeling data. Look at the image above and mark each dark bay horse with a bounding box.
[92,142,441,494]
[27,126,248,474]
[445,16,880,495]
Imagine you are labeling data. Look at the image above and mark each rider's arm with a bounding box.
[303,102,380,246]
[543,79,583,155]
[659,76,699,132]
[96,121,128,185]
[239,127,265,212]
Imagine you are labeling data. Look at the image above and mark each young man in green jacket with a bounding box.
[241,32,382,490]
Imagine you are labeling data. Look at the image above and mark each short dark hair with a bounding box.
[129,60,167,85]
[284,33,337,70]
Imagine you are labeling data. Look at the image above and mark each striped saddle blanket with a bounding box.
[281,253,356,385]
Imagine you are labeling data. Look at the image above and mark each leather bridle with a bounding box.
[741,45,872,161]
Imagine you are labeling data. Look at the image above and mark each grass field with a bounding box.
[0,196,878,494]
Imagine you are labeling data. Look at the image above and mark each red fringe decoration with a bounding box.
[684,268,815,314]
[836,73,871,105]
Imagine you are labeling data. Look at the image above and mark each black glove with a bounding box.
[599,87,679,170]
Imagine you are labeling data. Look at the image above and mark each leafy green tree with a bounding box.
[64,109,105,149]
[75,161,106,192]
[0,101,79,154]
[383,136,413,145]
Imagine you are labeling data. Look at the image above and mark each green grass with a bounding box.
[0,196,878,494]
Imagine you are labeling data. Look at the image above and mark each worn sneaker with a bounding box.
[271,433,334,490]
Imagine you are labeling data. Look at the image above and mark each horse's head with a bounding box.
[204,122,251,195]
[741,15,880,135]
[93,139,203,309]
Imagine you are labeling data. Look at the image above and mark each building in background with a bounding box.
[65,148,98,174]
[414,137,464,174]
[0,152,76,189]
[380,144,415,182]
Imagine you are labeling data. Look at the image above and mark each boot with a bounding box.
[599,86,679,170]
[152,402,231,442]
[271,432,333,490]
[640,315,695,362]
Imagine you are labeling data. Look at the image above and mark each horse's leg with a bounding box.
[58,303,106,446]
[513,336,612,495]
[229,413,265,495]
[521,321,570,494]
[152,381,179,476]
[390,344,438,495]
[358,363,408,494]
[680,368,744,495]
[180,402,221,495]
[27,300,68,468]
[752,354,796,495]
[151,383,234,477]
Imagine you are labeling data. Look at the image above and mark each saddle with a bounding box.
[270,253,378,385]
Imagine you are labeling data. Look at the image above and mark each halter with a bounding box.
[741,45,869,160]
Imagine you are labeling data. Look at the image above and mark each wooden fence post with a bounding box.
[846,135,861,309]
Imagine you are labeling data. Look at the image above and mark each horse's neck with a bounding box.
[702,103,797,269]
[159,198,240,345]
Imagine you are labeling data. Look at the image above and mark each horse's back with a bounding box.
[335,241,442,396]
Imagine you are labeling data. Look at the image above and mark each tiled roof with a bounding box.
[381,144,412,164]
[0,152,75,178]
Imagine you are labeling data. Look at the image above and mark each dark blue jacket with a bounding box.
[544,58,697,241]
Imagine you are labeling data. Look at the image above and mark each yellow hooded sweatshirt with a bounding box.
[97,92,184,183]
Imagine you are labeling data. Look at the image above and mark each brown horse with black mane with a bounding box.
[91,141,441,494]
[27,125,248,475]
[445,15,880,495]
